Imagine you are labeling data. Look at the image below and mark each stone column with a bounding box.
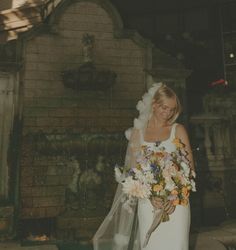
[204,123,213,159]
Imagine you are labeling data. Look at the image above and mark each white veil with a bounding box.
[93,83,163,250]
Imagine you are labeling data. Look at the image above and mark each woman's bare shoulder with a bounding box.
[175,123,189,138]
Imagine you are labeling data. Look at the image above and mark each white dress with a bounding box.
[138,123,191,250]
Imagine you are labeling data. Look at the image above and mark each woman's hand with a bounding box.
[151,197,175,215]
[164,200,175,215]
[151,197,164,209]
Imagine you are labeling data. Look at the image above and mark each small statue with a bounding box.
[82,33,95,63]
[68,158,81,193]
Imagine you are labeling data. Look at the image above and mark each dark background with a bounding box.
[110,0,236,114]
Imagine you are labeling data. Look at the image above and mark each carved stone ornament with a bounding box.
[82,33,95,63]
[61,62,117,91]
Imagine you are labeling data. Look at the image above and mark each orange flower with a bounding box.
[155,152,165,158]
[153,184,163,192]
[171,189,178,195]
[180,199,189,206]
[172,138,184,148]
[173,199,180,206]
[182,187,190,198]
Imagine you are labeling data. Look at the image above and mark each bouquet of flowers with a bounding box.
[115,138,196,247]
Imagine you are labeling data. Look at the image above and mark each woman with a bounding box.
[93,83,195,250]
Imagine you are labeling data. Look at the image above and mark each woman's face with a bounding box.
[153,97,176,122]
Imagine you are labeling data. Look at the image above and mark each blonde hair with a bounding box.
[152,84,182,124]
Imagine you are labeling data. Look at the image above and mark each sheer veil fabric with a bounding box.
[93,128,142,250]
[93,83,163,250]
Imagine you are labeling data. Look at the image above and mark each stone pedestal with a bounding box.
[0,206,15,240]
[190,91,236,226]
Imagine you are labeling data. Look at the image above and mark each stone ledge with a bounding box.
[0,242,58,250]
[190,220,236,250]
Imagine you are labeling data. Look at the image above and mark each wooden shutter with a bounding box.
[0,72,16,200]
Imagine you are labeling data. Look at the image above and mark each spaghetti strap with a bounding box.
[140,128,145,143]
[170,123,178,140]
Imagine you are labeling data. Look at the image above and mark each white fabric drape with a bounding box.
[93,83,163,250]
[93,128,143,250]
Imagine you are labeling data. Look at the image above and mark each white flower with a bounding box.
[122,176,151,199]
[140,162,151,172]
[159,189,167,196]
[133,168,145,182]
[191,179,196,192]
[191,169,196,178]
[177,171,188,185]
[144,171,156,184]
[180,161,190,176]
[133,168,155,184]
[115,166,125,183]
[164,178,176,191]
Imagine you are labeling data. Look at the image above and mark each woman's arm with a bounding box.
[175,124,195,172]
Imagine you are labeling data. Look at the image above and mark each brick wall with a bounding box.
[0,0,27,10]
[20,1,148,219]
[0,0,11,10]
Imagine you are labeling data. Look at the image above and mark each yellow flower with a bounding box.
[187,185,192,190]
[153,184,163,192]
[136,164,142,170]
[172,138,184,148]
